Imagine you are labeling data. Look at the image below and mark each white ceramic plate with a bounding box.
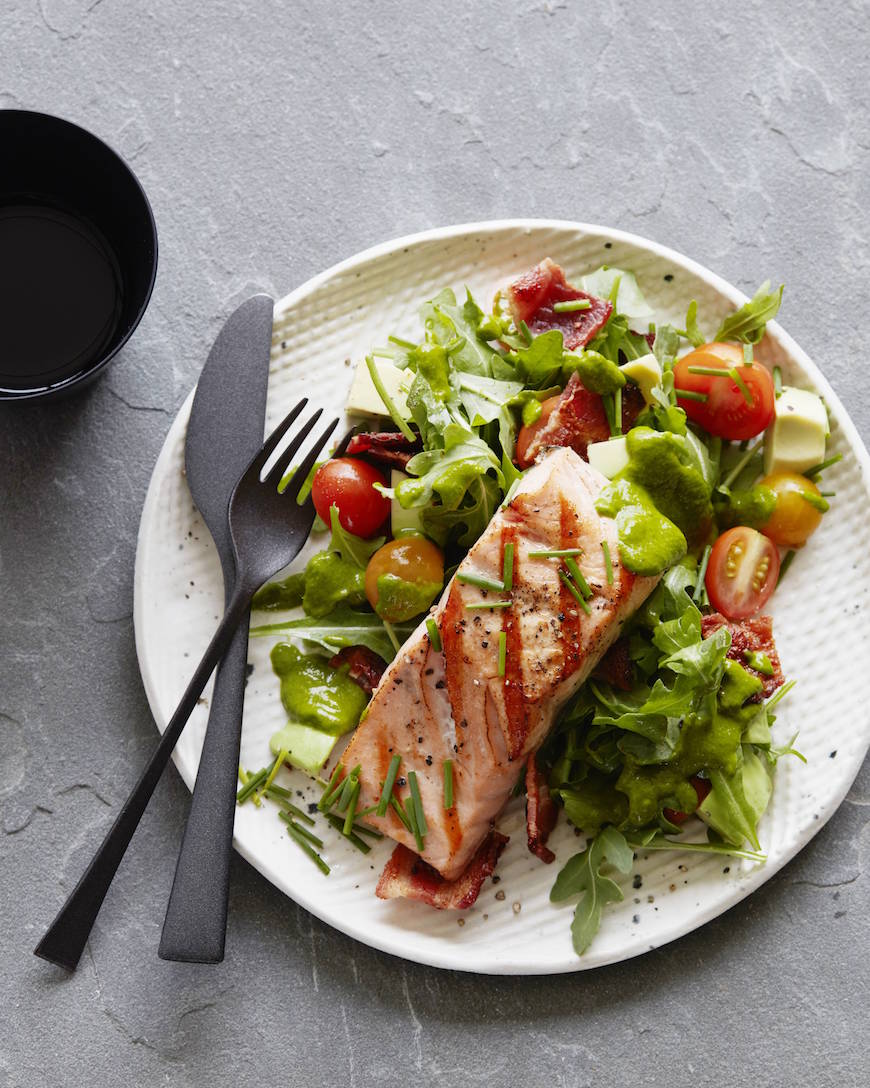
[134,220,870,974]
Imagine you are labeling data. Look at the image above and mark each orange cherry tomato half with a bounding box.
[705,526,780,620]
[364,536,445,617]
[311,457,390,538]
[515,395,561,469]
[673,343,775,441]
[760,472,825,548]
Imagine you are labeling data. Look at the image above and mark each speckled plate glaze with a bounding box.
[134,220,870,974]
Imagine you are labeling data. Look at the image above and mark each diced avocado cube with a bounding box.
[345,358,413,419]
[269,721,337,775]
[618,353,662,405]
[586,435,630,479]
[763,386,828,476]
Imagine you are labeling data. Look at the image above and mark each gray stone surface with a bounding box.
[1,2,869,1085]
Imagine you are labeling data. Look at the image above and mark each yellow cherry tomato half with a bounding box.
[364,535,445,618]
[760,472,826,548]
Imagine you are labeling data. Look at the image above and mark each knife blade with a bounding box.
[159,293,274,962]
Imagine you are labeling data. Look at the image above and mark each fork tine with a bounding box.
[282,419,341,501]
[249,398,308,477]
[264,407,324,485]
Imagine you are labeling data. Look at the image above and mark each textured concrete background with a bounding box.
[2,2,869,1086]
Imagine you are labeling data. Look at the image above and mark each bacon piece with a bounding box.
[507,259,612,350]
[329,645,387,695]
[593,637,634,691]
[520,372,645,467]
[525,752,557,863]
[701,613,784,700]
[376,831,509,910]
[346,430,421,469]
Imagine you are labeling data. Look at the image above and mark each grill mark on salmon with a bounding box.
[500,523,526,761]
[558,495,582,681]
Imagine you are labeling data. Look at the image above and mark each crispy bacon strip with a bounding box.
[593,637,634,691]
[329,646,387,695]
[520,372,645,467]
[376,831,509,909]
[507,258,612,350]
[525,752,557,864]
[701,613,784,700]
[346,430,421,469]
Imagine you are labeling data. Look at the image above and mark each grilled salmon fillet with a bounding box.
[342,447,660,880]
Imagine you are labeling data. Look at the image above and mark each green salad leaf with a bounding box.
[513,329,565,388]
[714,282,784,344]
[251,604,414,662]
[550,827,635,955]
[581,267,654,325]
[299,507,384,618]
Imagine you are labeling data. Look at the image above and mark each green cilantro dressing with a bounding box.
[375,573,442,623]
[252,571,305,612]
[270,643,367,736]
[595,477,687,576]
[561,349,626,395]
[714,485,777,530]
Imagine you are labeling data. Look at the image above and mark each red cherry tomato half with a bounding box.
[516,394,560,468]
[673,343,775,441]
[311,457,390,538]
[705,526,780,620]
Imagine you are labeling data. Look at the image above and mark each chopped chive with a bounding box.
[370,348,395,359]
[800,490,830,513]
[407,770,427,837]
[383,618,400,654]
[519,319,533,344]
[600,541,614,585]
[336,765,362,813]
[559,568,591,614]
[443,759,454,809]
[285,823,330,874]
[773,365,783,397]
[728,367,754,406]
[377,754,402,817]
[553,298,592,313]
[497,631,507,676]
[278,811,324,848]
[236,764,270,804]
[820,490,836,497]
[264,788,316,826]
[403,788,424,852]
[257,748,287,799]
[611,385,622,436]
[238,767,249,787]
[425,617,442,652]
[324,813,371,853]
[720,435,764,490]
[564,557,592,598]
[318,762,345,811]
[674,388,708,403]
[687,365,730,377]
[457,570,505,592]
[743,650,774,676]
[766,678,796,710]
[465,599,512,610]
[343,779,361,836]
[528,547,583,558]
[389,792,413,833]
[743,343,754,365]
[693,545,712,601]
[365,354,415,442]
[805,453,842,480]
[777,549,796,585]
[350,821,384,839]
[502,542,515,592]
[388,334,416,349]
[356,803,379,817]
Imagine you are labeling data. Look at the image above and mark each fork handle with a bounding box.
[33,588,252,972]
[157,601,250,962]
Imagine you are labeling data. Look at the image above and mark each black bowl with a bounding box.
[0,110,158,401]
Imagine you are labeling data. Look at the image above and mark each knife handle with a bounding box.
[158,606,251,962]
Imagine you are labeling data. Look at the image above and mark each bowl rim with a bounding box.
[0,109,159,401]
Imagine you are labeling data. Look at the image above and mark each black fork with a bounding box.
[35,401,345,971]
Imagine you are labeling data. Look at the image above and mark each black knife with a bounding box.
[158,293,273,962]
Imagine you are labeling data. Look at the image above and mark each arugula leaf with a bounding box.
[423,473,501,549]
[454,372,525,427]
[513,329,565,388]
[299,507,384,618]
[550,827,634,955]
[250,604,414,662]
[420,288,503,377]
[698,747,772,850]
[625,829,765,862]
[399,423,504,509]
[326,505,384,568]
[714,282,784,344]
[683,300,705,347]
[652,323,681,367]
[580,266,654,324]
[657,625,730,691]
